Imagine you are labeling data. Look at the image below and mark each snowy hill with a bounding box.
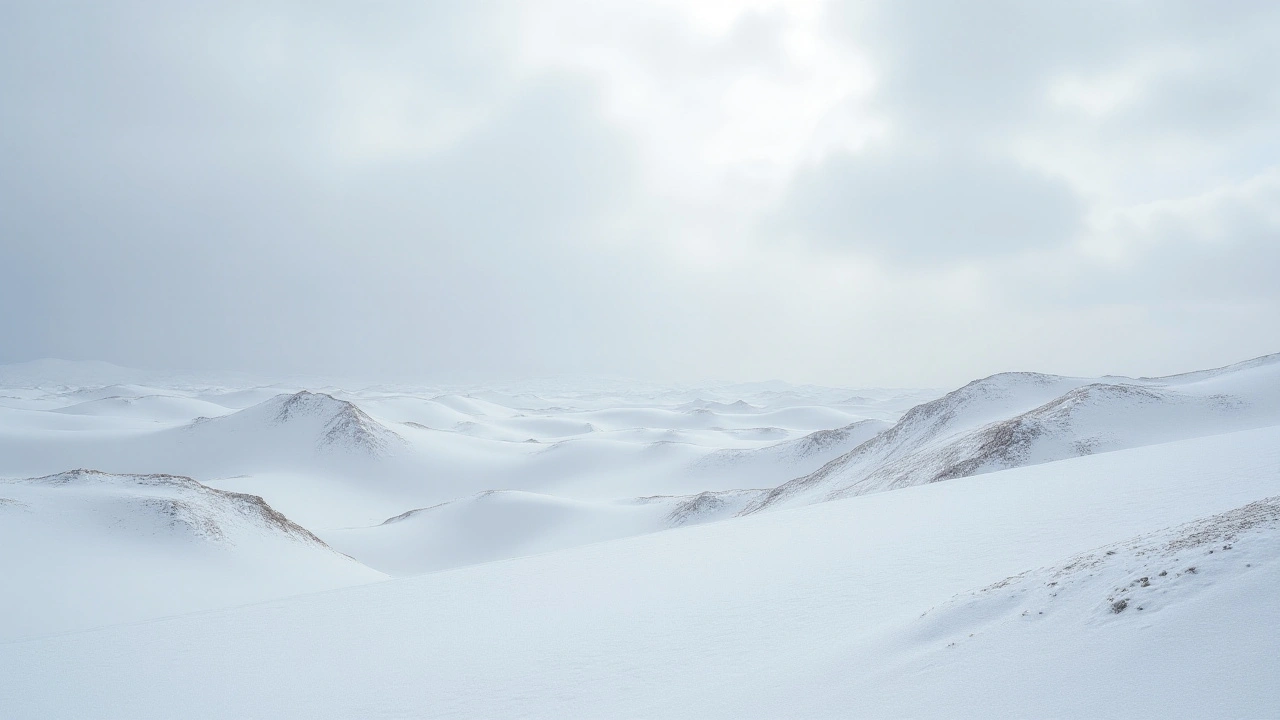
[3,425,1277,717]
[814,494,1280,718]
[917,494,1279,634]
[1,355,1279,716]
[323,487,765,575]
[0,469,383,640]
[746,353,1280,513]
[50,394,236,422]
[185,390,406,457]
[690,418,891,485]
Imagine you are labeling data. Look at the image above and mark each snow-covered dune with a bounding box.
[323,488,764,575]
[747,353,1280,513]
[3,426,1277,717]
[195,387,294,410]
[183,390,406,457]
[691,418,891,487]
[320,419,900,574]
[0,469,384,640]
[51,394,236,422]
[2,354,1279,716]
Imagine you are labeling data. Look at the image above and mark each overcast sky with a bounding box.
[2,1,1277,387]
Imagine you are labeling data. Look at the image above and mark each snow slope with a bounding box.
[0,378,891,530]
[323,488,764,575]
[319,421,895,575]
[0,470,384,641]
[689,418,891,487]
[318,417,890,568]
[180,390,407,459]
[50,394,236,422]
[2,425,1277,718]
[747,353,1280,513]
[793,495,1280,718]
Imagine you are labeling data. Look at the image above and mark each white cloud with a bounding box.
[0,0,1276,385]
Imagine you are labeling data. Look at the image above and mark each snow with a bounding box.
[0,355,1277,717]
[0,470,383,641]
[50,394,237,421]
[322,488,764,575]
[1,426,1278,717]
[748,352,1280,512]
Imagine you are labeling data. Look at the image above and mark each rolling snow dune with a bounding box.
[338,394,481,430]
[0,470,384,641]
[1,355,1279,717]
[195,387,296,410]
[182,390,407,458]
[747,352,1280,513]
[0,391,413,486]
[2,426,1277,718]
[428,393,521,418]
[0,378,888,533]
[50,394,237,422]
[322,488,764,575]
[690,419,891,487]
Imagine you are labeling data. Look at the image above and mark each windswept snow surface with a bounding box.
[746,352,1280,513]
[1,356,1279,716]
[1,426,1278,717]
[0,371,922,534]
[323,488,765,575]
[0,470,383,640]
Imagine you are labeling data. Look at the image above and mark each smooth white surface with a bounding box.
[1,358,1277,717]
[2,427,1277,717]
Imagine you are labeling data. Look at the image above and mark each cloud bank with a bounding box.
[1,0,1276,385]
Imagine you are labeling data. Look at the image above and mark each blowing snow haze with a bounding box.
[2,1,1278,385]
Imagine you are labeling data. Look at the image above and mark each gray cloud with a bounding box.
[0,2,651,380]
[771,0,1279,263]
[775,150,1083,261]
[1091,172,1280,305]
[834,1,1280,137]
[0,0,1276,385]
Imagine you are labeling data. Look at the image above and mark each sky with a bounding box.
[1,0,1277,387]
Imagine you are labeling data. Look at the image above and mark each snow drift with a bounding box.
[323,487,766,575]
[745,353,1280,513]
[0,469,383,640]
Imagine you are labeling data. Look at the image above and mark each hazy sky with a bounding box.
[2,1,1277,386]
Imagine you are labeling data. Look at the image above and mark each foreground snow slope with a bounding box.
[0,470,384,640]
[3,425,1277,718]
[796,495,1280,718]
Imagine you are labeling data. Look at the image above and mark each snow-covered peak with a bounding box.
[193,390,405,456]
[744,354,1280,514]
